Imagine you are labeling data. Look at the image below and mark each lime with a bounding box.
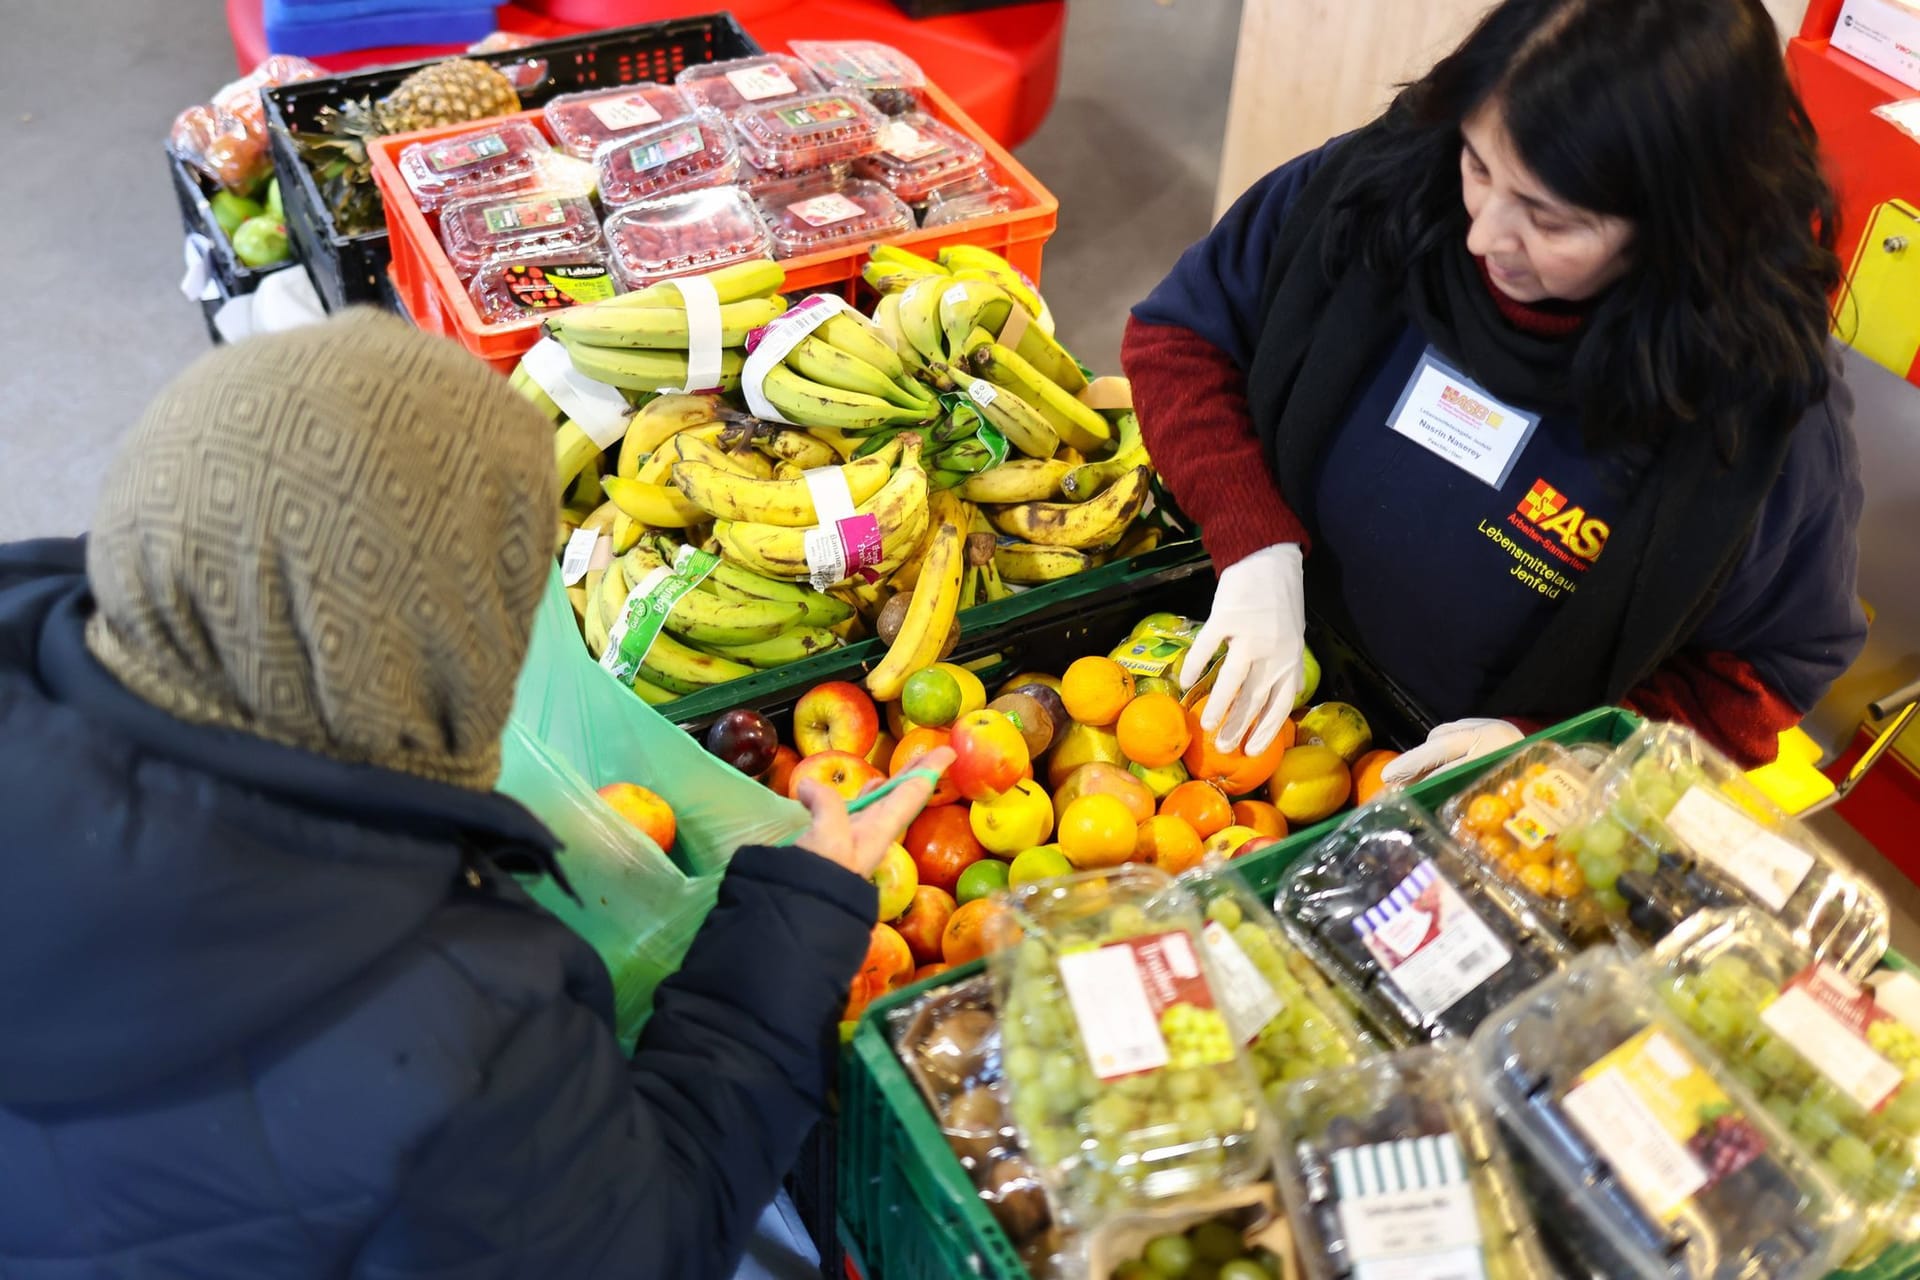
[955,858,1010,904]
[1008,845,1072,888]
[901,666,962,728]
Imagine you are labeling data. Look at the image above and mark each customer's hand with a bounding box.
[793,747,956,878]
[1382,719,1525,786]
[1179,544,1307,756]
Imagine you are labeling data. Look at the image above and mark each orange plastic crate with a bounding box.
[367,81,1059,373]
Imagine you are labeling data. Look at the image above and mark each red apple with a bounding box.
[895,885,958,965]
[704,708,778,778]
[1233,835,1280,861]
[948,709,1031,802]
[794,680,880,757]
[905,804,987,894]
[597,782,676,851]
[788,750,885,802]
[765,745,800,797]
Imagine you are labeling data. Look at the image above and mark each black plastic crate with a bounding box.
[169,148,296,344]
[264,12,761,313]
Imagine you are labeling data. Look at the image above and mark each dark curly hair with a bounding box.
[1326,0,1842,458]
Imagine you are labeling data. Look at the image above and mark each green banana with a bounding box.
[930,468,970,491]
[931,437,995,473]
[936,245,1055,335]
[786,334,931,413]
[761,363,935,432]
[606,260,787,308]
[630,675,680,705]
[689,549,855,626]
[960,374,1059,460]
[897,276,955,384]
[636,629,758,695]
[510,360,566,423]
[1062,411,1148,501]
[698,626,842,669]
[817,311,914,386]
[968,342,1110,453]
[554,421,604,499]
[559,338,746,394]
[620,545,808,644]
[937,279,1014,360]
[546,296,787,350]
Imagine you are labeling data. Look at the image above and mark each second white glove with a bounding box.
[1178,543,1306,757]
[1381,718,1525,786]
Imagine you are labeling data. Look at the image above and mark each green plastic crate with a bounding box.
[838,705,1920,1280]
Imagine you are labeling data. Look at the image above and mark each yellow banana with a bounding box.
[634,630,757,695]
[762,363,935,432]
[983,466,1151,551]
[786,334,931,413]
[967,342,1111,453]
[608,260,786,308]
[510,359,566,423]
[958,459,1072,503]
[693,554,855,626]
[1061,411,1148,501]
[890,488,969,592]
[610,512,642,554]
[546,296,787,349]
[618,394,730,478]
[713,440,930,582]
[865,520,965,701]
[753,428,839,470]
[938,279,1014,360]
[802,425,867,461]
[579,499,619,537]
[602,476,708,529]
[1109,522,1163,561]
[958,367,1059,460]
[697,626,842,669]
[672,437,901,526]
[559,339,745,395]
[585,555,633,658]
[897,276,954,383]
[635,447,677,487]
[630,675,681,706]
[555,421,603,499]
[566,584,589,623]
[994,542,1091,583]
[818,311,913,386]
[673,430,776,480]
[937,245,1055,335]
[1012,324,1089,396]
[872,293,928,381]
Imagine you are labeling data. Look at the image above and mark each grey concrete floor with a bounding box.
[0,0,1239,541]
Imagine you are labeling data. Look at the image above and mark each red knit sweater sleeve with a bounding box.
[1622,651,1800,767]
[1121,316,1310,570]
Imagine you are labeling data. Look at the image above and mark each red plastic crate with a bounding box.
[367,80,1058,373]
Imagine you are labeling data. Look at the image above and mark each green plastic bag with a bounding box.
[498,567,808,1047]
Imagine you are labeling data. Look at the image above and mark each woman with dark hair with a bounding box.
[1128,0,1867,777]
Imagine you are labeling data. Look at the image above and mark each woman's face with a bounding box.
[1460,102,1634,304]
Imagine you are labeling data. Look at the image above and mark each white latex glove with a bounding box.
[1381,718,1525,786]
[1178,544,1306,757]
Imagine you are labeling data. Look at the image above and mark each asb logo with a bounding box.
[1440,383,1505,428]
[1517,478,1609,562]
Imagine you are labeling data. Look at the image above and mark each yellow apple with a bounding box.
[969,779,1054,856]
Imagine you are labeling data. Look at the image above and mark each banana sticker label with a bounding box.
[1386,348,1541,488]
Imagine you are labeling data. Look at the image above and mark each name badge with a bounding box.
[1386,348,1541,488]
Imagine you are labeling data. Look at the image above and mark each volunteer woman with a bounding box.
[0,312,947,1278]
[1127,0,1868,776]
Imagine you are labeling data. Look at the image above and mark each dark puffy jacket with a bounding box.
[0,538,873,1278]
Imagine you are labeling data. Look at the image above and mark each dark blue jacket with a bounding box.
[0,538,873,1278]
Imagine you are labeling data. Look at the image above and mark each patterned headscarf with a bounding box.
[85,310,553,791]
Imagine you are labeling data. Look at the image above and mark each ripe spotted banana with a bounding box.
[958,459,1072,503]
[786,333,931,414]
[713,440,930,582]
[967,342,1111,453]
[1062,411,1148,501]
[697,625,841,669]
[958,369,1059,460]
[608,260,786,308]
[559,339,745,395]
[762,363,934,432]
[601,476,708,528]
[984,465,1152,551]
[865,520,965,701]
[617,394,731,478]
[672,437,901,526]
[546,296,787,350]
[753,428,839,471]
[994,542,1091,583]
[672,430,775,480]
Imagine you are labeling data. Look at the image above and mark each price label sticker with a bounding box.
[727,64,799,101]
[560,527,605,585]
[966,379,999,408]
[1355,861,1510,1020]
[588,93,663,131]
[786,193,866,227]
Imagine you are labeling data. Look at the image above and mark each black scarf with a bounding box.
[1244,132,1795,722]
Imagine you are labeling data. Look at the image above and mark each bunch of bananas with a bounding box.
[543,259,788,395]
[758,307,941,433]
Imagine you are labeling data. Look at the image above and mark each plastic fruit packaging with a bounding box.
[1177,869,1376,1108]
[1441,743,1609,945]
[542,83,692,159]
[437,191,600,279]
[1469,949,1860,1279]
[674,54,824,115]
[468,249,617,324]
[992,865,1268,1224]
[1275,794,1571,1045]
[730,93,887,176]
[1561,722,1888,976]
[1274,1046,1553,1280]
[602,188,773,292]
[755,179,913,260]
[593,110,740,208]
[397,120,552,213]
[1087,1187,1296,1280]
[735,148,851,205]
[789,39,928,115]
[886,975,1064,1273]
[851,112,990,206]
[922,182,1023,229]
[1645,908,1920,1262]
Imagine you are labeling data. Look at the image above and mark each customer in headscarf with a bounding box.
[0,310,946,1279]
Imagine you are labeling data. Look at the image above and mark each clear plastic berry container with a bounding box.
[991,865,1269,1226]
[437,191,601,280]
[542,82,692,160]
[755,179,912,260]
[922,183,1023,229]
[1274,1046,1555,1280]
[1441,743,1609,946]
[593,109,740,208]
[1562,722,1889,976]
[730,92,886,176]
[789,39,928,115]
[673,53,823,115]
[1468,949,1860,1280]
[852,112,990,205]
[467,248,617,325]
[734,134,850,204]
[1275,794,1572,1046]
[602,187,772,291]
[1645,908,1920,1263]
[1177,869,1377,1110]
[397,120,551,213]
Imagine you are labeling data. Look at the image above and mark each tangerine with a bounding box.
[1058,793,1140,869]
[1230,799,1288,840]
[1465,793,1514,835]
[1350,749,1401,806]
[1115,692,1191,768]
[942,898,1017,965]
[890,726,959,806]
[1182,693,1291,795]
[1160,780,1233,839]
[1060,656,1135,727]
[1135,815,1206,876]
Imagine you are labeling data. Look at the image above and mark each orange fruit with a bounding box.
[1268,746,1352,825]
[1060,656,1135,727]
[1465,793,1514,835]
[1231,800,1288,840]
[1160,780,1233,839]
[1350,749,1400,806]
[1182,694,1291,795]
[891,726,959,806]
[1115,692,1191,768]
[1057,793,1140,869]
[942,898,1017,966]
[1136,814,1206,876]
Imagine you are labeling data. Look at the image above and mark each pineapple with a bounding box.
[298,59,522,236]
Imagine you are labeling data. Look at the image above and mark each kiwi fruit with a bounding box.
[983,1155,1050,1241]
[987,692,1054,758]
[943,1085,1009,1167]
[918,1008,995,1089]
[877,591,963,657]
